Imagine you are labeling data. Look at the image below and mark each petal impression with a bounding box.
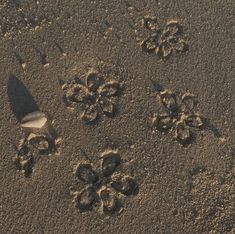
[81,105,98,123]
[163,21,183,37]
[72,84,89,103]
[20,157,34,177]
[152,114,173,130]
[14,154,34,178]
[75,186,97,212]
[99,81,120,97]
[160,90,178,112]
[186,114,203,128]
[28,133,50,152]
[99,98,116,117]
[99,188,121,215]
[174,40,188,52]
[181,92,198,113]
[101,150,121,177]
[143,16,159,31]
[159,41,173,58]
[74,163,99,184]
[17,140,29,157]
[176,121,192,144]
[111,175,138,196]
[86,71,100,92]
[141,35,158,53]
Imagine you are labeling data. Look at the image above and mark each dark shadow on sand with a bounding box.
[7,74,39,121]
[202,117,222,138]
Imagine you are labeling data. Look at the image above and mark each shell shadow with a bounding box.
[7,74,39,121]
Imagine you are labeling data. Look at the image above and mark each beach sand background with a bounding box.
[0,0,234,233]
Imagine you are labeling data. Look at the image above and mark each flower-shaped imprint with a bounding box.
[141,17,188,59]
[61,69,121,124]
[152,88,204,145]
[14,133,61,177]
[71,150,138,215]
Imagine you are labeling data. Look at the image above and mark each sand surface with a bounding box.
[0,0,234,233]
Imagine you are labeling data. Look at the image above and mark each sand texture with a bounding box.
[0,0,234,233]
